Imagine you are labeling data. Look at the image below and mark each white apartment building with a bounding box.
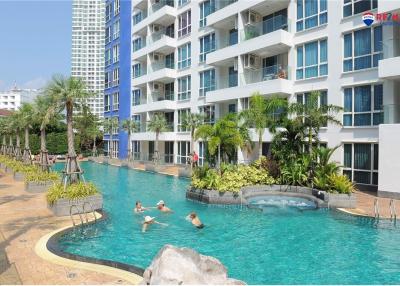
[130,0,400,191]
[0,87,39,111]
[71,0,105,117]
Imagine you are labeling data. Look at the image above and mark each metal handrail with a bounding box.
[82,201,97,224]
[390,199,397,222]
[374,198,380,220]
[70,205,84,227]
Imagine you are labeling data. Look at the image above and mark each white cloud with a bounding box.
[20,77,48,89]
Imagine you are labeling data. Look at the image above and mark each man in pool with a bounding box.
[134,201,150,213]
[156,200,173,213]
[186,212,204,229]
[142,216,167,232]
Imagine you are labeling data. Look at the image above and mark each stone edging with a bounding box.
[35,212,143,284]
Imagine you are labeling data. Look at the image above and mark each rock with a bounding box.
[140,245,245,285]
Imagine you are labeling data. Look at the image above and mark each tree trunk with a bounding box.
[308,128,313,155]
[1,136,6,155]
[65,102,81,184]
[109,133,113,158]
[217,145,221,168]
[258,130,263,159]
[127,131,132,161]
[66,103,76,158]
[15,132,22,161]
[40,128,50,172]
[92,135,97,157]
[8,136,13,156]
[190,129,195,153]
[154,132,159,164]
[23,127,32,163]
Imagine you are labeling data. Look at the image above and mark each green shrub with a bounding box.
[46,182,99,205]
[280,156,310,186]
[25,170,59,183]
[252,156,281,179]
[327,174,355,194]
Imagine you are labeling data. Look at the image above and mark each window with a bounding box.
[177,141,191,164]
[105,71,111,88]
[113,92,119,110]
[165,53,175,69]
[113,44,119,63]
[106,3,112,22]
[105,48,112,66]
[105,26,111,44]
[133,38,143,52]
[241,97,250,110]
[296,39,328,79]
[178,109,190,131]
[178,10,191,38]
[164,142,174,163]
[114,0,120,15]
[113,20,120,39]
[198,141,207,166]
[263,9,288,34]
[199,69,216,97]
[132,89,141,106]
[165,82,174,100]
[199,33,216,63]
[112,117,119,134]
[343,143,379,185]
[104,94,110,111]
[229,29,238,45]
[228,104,236,113]
[297,90,327,124]
[112,68,119,86]
[178,0,190,7]
[178,76,191,100]
[178,43,191,69]
[132,63,142,78]
[132,141,141,160]
[111,141,119,158]
[133,12,144,25]
[199,105,215,125]
[199,0,215,27]
[343,0,377,18]
[343,84,383,126]
[229,66,238,87]
[297,0,327,32]
[343,26,382,72]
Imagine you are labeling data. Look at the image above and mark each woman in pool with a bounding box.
[134,201,150,213]
[186,212,204,229]
[142,216,167,232]
[156,200,173,213]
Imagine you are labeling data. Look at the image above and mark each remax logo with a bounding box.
[362,12,375,26]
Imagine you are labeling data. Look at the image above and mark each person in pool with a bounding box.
[134,201,150,213]
[142,216,167,232]
[156,200,172,213]
[187,212,204,229]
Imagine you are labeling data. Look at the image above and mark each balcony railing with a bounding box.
[133,39,146,52]
[134,152,175,164]
[150,61,175,72]
[132,10,148,26]
[151,90,175,101]
[146,32,174,46]
[213,0,237,12]
[384,104,400,124]
[149,0,174,15]
[382,38,400,59]
[133,67,147,78]
[240,15,289,41]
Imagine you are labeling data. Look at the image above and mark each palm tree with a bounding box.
[5,118,14,157]
[180,112,204,154]
[121,118,139,161]
[10,110,23,161]
[74,104,99,152]
[195,114,251,167]
[103,117,119,158]
[290,91,342,154]
[86,117,103,157]
[19,103,34,164]
[45,75,91,184]
[240,93,287,159]
[0,118,7,155]
[147,113,169,164]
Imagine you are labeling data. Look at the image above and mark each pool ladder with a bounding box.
[373,198,397,222]
[69,201,98,227]
[374,198,380,220]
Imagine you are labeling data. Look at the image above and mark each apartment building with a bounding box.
[108,0,400,193]
[71,0,105,118]
[103,0,131,158]
[0,86,39,111]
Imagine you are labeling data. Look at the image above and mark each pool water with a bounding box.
[55,162,400,284]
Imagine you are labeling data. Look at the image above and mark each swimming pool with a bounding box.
[55,162,400,284]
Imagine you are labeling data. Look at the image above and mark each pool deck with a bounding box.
[0,169,141,285]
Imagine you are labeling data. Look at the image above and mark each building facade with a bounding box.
[108,0,400,193]
[71,0,105,117]
[0,87,39,111]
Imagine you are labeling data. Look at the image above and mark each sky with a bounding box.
[0,0,72,91]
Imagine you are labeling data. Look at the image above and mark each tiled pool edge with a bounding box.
[35,213,144,285]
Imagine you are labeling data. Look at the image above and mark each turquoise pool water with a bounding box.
[55,162,400,284]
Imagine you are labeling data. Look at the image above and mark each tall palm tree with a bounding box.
[290,91,342,154]
[195,114,251,167]
[86,117,103,157]
[0,117,8,155]
[5,117,14,157]
[240,93,287,159]
[19,103,34,164]
[10,110,23,161]
[45,75,91,184]
[103,117,119,158]
[121,118,139,161]
[147,113,169,164]
[180,112,204,154]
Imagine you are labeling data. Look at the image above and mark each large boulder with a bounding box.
[140,245,245,285]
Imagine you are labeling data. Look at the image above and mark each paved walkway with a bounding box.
[0,170,131,285]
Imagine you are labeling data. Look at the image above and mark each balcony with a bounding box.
[206,65,292,103]
[132,10,147,26]
[207,28,292,66]
[132,2,176,34]
[133,65,177,87]
[379,39,400,80]
[132,99,177,113]
[132,33,176,61]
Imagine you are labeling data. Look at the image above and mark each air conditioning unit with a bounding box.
[150,82,162,92]
[151,24,162,33]
[152,52,164,62]
[244,10,261,26]
[243,54,261,70]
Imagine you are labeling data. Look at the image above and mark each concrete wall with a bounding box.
[378,124,400,198]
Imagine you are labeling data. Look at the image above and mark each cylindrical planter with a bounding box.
[25,181,55,193]
[13,172,25,181]
[48,194,103,217]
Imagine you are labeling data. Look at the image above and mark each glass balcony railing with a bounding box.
[382,38,400,59]
[133,40,146,52]
[213,0,237,12]
[132,67,147,78]
[151,90,175,101]
[149,0,174,15]
[384,104,400,124]
[132,10,147,26]
[150,61,175,72]
[240,15,289,41]
[146,32,174,46]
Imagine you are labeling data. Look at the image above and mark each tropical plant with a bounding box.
[46,182,99,205]
[18,103,34,164]
[327,173,355,194]
[147,113,169,163]
[74,104,100,152]
[10,109,24,160]
[290,91,342,154]
[253,156,281,179]
[121,118,139,161]
[44,75,91,184]
[180,112,204,154]
[240,93,287,159]
[280,155,311,186]
[0,118,7,155]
